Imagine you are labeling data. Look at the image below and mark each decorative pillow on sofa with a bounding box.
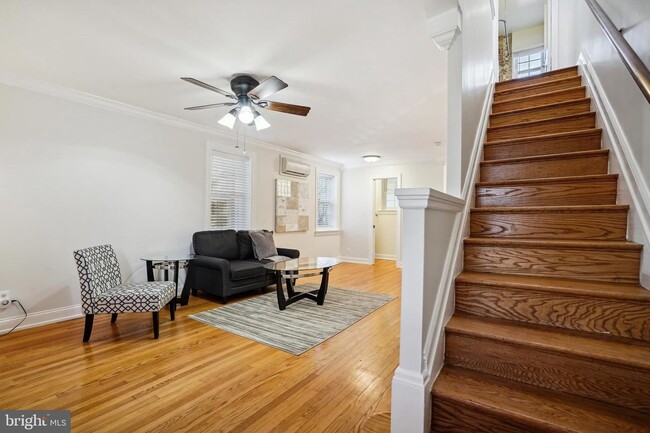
[249,230,278,259]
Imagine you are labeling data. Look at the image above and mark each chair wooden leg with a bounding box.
[169,298,176,321]
[152,311,160,339]
[111,313,118,323]
[83,314,94,342]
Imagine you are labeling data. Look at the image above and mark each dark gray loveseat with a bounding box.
[187,230,299,302]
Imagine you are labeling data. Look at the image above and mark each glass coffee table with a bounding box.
[264,257,341,310]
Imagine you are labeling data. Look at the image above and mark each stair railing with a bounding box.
[584,0,650,104]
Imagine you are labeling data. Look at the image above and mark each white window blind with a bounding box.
[317,173,338,230]
[208,151,251,230]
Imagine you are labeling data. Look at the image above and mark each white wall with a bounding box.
[555,0,650,287]
[340,161,445,263]
[447,0,497,196]
[0,81,341,330]
[512,24,544,53]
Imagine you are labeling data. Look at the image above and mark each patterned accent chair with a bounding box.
[73,244,177,341]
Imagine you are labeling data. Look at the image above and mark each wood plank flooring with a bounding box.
[0,260,401,433]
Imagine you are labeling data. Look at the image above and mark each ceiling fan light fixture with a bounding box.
[363,155,381,163]
[238,105,255,124]
[218,108,238,129]
[253,112,271,131]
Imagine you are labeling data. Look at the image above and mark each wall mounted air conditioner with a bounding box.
[280,155,311,178]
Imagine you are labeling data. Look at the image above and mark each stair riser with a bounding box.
[432,399,543,433]
[445,333,650,413]
[494,77,583,103]
[495,68,579,92]
[475,179,618,207]
[470,210,628,240]
[481,154,608,182]
[489,99,591,127]
[487,114,596,141]
[492,87,586,113]
[463,244,641,283]
[484,133,602,160]
[455,284,650,342]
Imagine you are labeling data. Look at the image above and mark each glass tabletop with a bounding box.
[140,255,195,262]
[263,257,341,271]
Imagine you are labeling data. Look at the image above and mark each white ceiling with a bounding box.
[0,0,448,167]
[499,0,545,34]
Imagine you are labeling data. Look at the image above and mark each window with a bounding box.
[382,178,398,210]
[208,150,251,230]
[316,172,339,231]
[514,47,546,78]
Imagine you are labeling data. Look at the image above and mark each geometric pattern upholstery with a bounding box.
[73,244,176,314]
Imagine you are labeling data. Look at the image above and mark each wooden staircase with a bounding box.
[431,66,650,432]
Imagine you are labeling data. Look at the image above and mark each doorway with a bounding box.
[498,0,549,82]
[372,177,399,263]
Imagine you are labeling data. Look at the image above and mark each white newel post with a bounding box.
[391,188,465,433]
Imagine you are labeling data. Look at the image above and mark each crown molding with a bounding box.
[0,69,342,169]
[427,6,462,52]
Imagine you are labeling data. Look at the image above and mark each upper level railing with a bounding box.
[585,0,650,104]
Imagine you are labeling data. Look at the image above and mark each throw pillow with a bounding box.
[250,230,278,259]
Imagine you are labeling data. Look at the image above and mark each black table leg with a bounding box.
[173,260,181,302]
[275,271,287,310]
[146,261,154,282]
[180,265,193,306]
[317,267,331,305]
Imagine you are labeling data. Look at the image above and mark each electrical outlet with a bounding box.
[0,290,11,310]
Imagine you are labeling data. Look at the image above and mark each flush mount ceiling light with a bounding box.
[181,74,311,132]
[363,155,381,163]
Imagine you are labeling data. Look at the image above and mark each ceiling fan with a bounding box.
[181,74,311,131]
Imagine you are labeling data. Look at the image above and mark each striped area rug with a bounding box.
[189,284,396,355]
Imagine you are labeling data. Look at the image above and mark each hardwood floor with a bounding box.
[0,260,400,433]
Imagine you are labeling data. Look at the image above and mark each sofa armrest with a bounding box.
[192,255,231,273]
[277,248,300,259]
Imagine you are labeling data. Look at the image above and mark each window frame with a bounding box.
[205,145,253,231]
[513,46,546,78]
[315,168,340,235]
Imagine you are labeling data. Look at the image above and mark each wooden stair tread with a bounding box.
[492,85,586,107]
[484,128,602,147]
[481,149,608,166]
[471,204,628,213]
[432,366,650,432]
[494,76,583,100]
[465,237,642,250]
[490,98,592,120]
[476,173,617,187]
[495,66,579,89]
[447,314,650,370]
[487,112,595,133]
[456,271,650,302]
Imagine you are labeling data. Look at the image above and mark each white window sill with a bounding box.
[377,209,397,215]
[315,229,340,236]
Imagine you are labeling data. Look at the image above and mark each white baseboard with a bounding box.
[0,304,83,333]
[578,51,650,289]
[339,256,373,265]
[374,254,396,261]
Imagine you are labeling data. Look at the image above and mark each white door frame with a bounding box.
[369,176,403,266]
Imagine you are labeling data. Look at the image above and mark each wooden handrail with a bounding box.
[584,0,650,104]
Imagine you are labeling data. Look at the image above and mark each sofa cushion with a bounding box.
[229,260,267,281]
[250,230,278,259]
[236,230,255,260]
[193,230,239,260]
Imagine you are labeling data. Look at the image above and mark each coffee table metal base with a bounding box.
[274,267,331,310]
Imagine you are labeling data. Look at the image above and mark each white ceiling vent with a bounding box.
[280,155,311,178]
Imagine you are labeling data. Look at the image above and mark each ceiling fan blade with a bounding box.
[261,101,311,116]
[181,77,236,99]
[248,76,288,100]
[184,102,236,111]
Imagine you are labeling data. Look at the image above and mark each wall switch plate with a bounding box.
[0,290,11,310]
